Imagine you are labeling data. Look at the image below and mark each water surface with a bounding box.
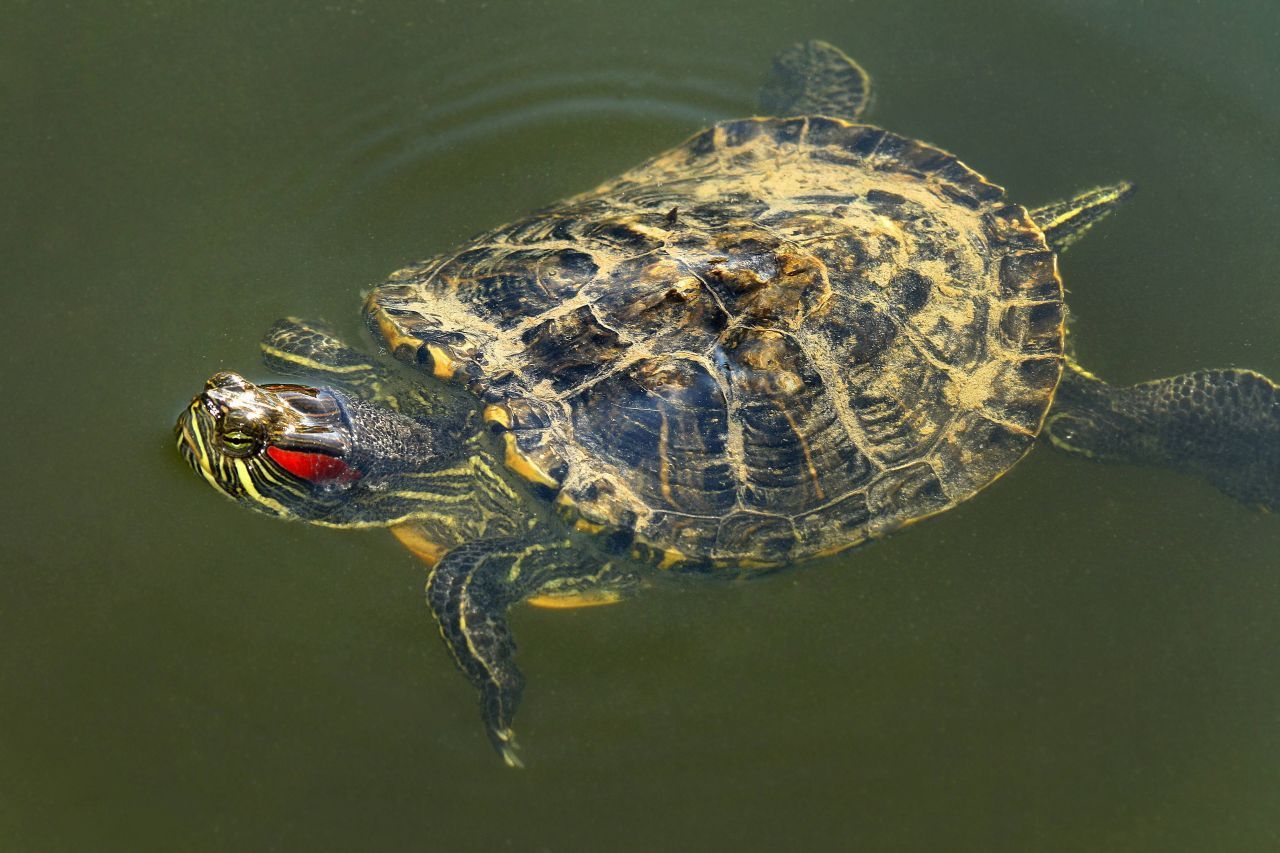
[4,1,1280,850]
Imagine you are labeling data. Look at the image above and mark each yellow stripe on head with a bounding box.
[232,459,293,516]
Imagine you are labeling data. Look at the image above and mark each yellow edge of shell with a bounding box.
[502,433,560,489]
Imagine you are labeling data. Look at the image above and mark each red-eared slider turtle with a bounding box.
[176,42,1280,766]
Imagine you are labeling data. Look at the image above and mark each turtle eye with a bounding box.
[218,429,260,458]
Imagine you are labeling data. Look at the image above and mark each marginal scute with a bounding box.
[364,114,1065,566]
[866,462,950,538]
[793,490,871,552]
[715,512,794,562]
[363,294,492,383]
[929,412,1033,498]
[998,300,1064,357]
[999,249,1058,300]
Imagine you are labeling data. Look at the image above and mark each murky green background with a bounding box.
[4,1,1280,850]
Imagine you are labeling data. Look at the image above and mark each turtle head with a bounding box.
[175,372,364,522]
[175,372,445,525]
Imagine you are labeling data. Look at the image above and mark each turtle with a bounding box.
[175,41,1280,766]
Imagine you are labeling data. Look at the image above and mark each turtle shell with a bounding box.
[365,116,1064,567]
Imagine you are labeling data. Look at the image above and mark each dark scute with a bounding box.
[794,490,871,550]
[688,128,717,158]
[504,397,554,431]
[802,115,852,147]
[809,148,864,168]
[1026,301,1064,338]
[769,118,807,145]
[1000,396,1053,434]
[466,273,544,325]
[593,254,729,345]
[866,188,907,209]
[541,248,600,295]
[999,250,1057,300]
[1017,356,1061,390]
[889,269,932,313]
[718,328,875,509]
[699,234,780,292]
[438,246,598,328]
[841,126,886,157]
[496,214,566,244]
[409,327,471,349]
[849,391,919,463]
[637,513,718,564]
[684,194,771,228]
[867,133,910,163]
[935,161,983,190]
[826,301,898,364]
[868,462,950,530]
[930,411,1035,497]
[723,120,765,147]
[569,358,737,515]
[520,305,626,391]
[448,246,492,270]
[940,184,981,210]
[984,208,1044,251]
[999,302,1063,355]
[792,193,857,205]
[975,418,1028,457]
[584,219,664,253]
[715,512,795,560]
[893,144,958,175]
[550,219,579,241]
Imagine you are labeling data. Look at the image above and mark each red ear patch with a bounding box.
[266,446,361,484]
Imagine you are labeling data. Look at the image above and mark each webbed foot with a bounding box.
[1049,362,1280,510]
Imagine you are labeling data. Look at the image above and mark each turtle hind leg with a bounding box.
[758,40,871,121]
[1029,182,1135,255]
[1047,361,1280,510]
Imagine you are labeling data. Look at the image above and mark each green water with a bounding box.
[4,1,1280,850]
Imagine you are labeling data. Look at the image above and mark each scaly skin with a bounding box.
[1048,361,1280,510]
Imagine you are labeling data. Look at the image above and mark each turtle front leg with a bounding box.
[259,317,460,423]
[426,534,626,767]
[260,317,391,399]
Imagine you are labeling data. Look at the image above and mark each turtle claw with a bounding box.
[491,727,524,769]
[500,744,525,769]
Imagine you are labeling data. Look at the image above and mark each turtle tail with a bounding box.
[1045,360,1280,510]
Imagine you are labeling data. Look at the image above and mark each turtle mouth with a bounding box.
[175,383,222,465]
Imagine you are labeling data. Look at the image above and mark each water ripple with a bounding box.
[259,48,762,206]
